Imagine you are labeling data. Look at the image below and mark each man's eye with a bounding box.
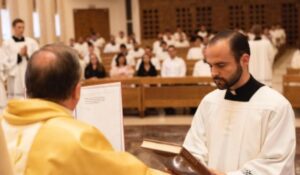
[217,64,225,68]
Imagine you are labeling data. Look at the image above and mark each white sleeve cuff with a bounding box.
[226,171,244,175]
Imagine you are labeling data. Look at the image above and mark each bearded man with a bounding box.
[183,30,295,175]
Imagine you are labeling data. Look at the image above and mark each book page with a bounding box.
[75,82,124,151]
[141,140,181,154]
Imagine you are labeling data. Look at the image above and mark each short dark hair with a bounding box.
[120,44,127,49]
[115,53,127,66]
[168,45,176,50]
[12,18,24,27]
[190,35,203,43]
[25,44,81,102]
[208,30,250,62]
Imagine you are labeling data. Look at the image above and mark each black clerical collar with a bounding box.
[12,36,25,42]
[254,36,262,41]
[224,75,264,102]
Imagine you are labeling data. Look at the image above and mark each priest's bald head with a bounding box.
[25,44,82,110]
[204,30,251,90]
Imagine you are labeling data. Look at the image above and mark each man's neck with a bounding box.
[13,34,24,39]
[230,73,251,90]
[59,100,75,111]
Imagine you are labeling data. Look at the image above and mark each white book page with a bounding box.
[75,82,124,151]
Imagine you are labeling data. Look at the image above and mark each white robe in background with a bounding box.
[153,40,161,54]
[291,49,300,69]
[74,42,88,58]
[94,37,106,48]
[161,56,186,77]
[173,32,187,41]
[128,48,145,60]
[249,39,275,86]
[174,40,190,48]
[2,37,39,99]
[103,43,120,53]
[0,48,8,113]
[187,46,204,60]
[198,31,208,38]
[184,86,295,175]
[192,60,210,77]
[116,36,127,45]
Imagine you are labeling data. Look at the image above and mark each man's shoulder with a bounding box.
[44,117,104,140]
[24,37,38,44]
[3,38,14,45]
[202,89,224,103]
[252,86,291,107]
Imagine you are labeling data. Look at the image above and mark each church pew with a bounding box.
[283,75,300,108]
[176,47,189,60]
[101,53,116,73]
[186,60,198,76]
[287,68,300,75]
[82,76,215,117]
[83,77,143,114]
[140,76,215,115]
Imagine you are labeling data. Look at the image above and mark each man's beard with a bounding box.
[213,64,243,90]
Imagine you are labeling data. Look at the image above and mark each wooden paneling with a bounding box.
[281,3,299,45]
[139,0,300,44]
[73,9,110,40]
[83,77,215,117]
[283,75,300,108]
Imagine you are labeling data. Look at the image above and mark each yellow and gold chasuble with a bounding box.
[2,99,167,175]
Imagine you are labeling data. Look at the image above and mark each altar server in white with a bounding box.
[2,18,39,99]
[184,30,295,175]
[0,48,8,113]
[249,25,276,86]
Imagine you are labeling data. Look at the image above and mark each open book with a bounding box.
[75,82,124,151]
[141,139,211,175]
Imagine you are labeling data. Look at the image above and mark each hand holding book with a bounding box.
[141,139,212,175]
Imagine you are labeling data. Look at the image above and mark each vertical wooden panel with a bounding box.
[73,9,110,40]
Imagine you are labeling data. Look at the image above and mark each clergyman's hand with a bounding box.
[210,169,226,175]
[19,46,28,57]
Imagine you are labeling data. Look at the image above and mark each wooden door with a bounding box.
[73,9,110,40]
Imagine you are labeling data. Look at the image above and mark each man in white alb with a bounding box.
[248,25,276,86]
[103,35,120,53]
[116,31,127,45]
[183,30,295,175]
[187,35,205,60]
[161,45,186,77]
[3,18,39,99]
[0,47,8,113]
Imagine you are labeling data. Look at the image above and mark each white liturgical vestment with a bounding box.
[184,84,295,175]
[249,39,276,86]
[2,37,39,99]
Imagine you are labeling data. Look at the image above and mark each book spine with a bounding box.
[180,147,211,175]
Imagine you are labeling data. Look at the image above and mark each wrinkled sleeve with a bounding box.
[183,102,209,165]
[27,119,168,175]
[76,127,168,175]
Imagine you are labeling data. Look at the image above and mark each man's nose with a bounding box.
[211,67,219,77]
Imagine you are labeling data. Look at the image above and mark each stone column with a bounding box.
[57,0,69,44]
[7,0,34,37]
[36,0,56,45]
[0,0,3,44]
[131,0,141,43]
